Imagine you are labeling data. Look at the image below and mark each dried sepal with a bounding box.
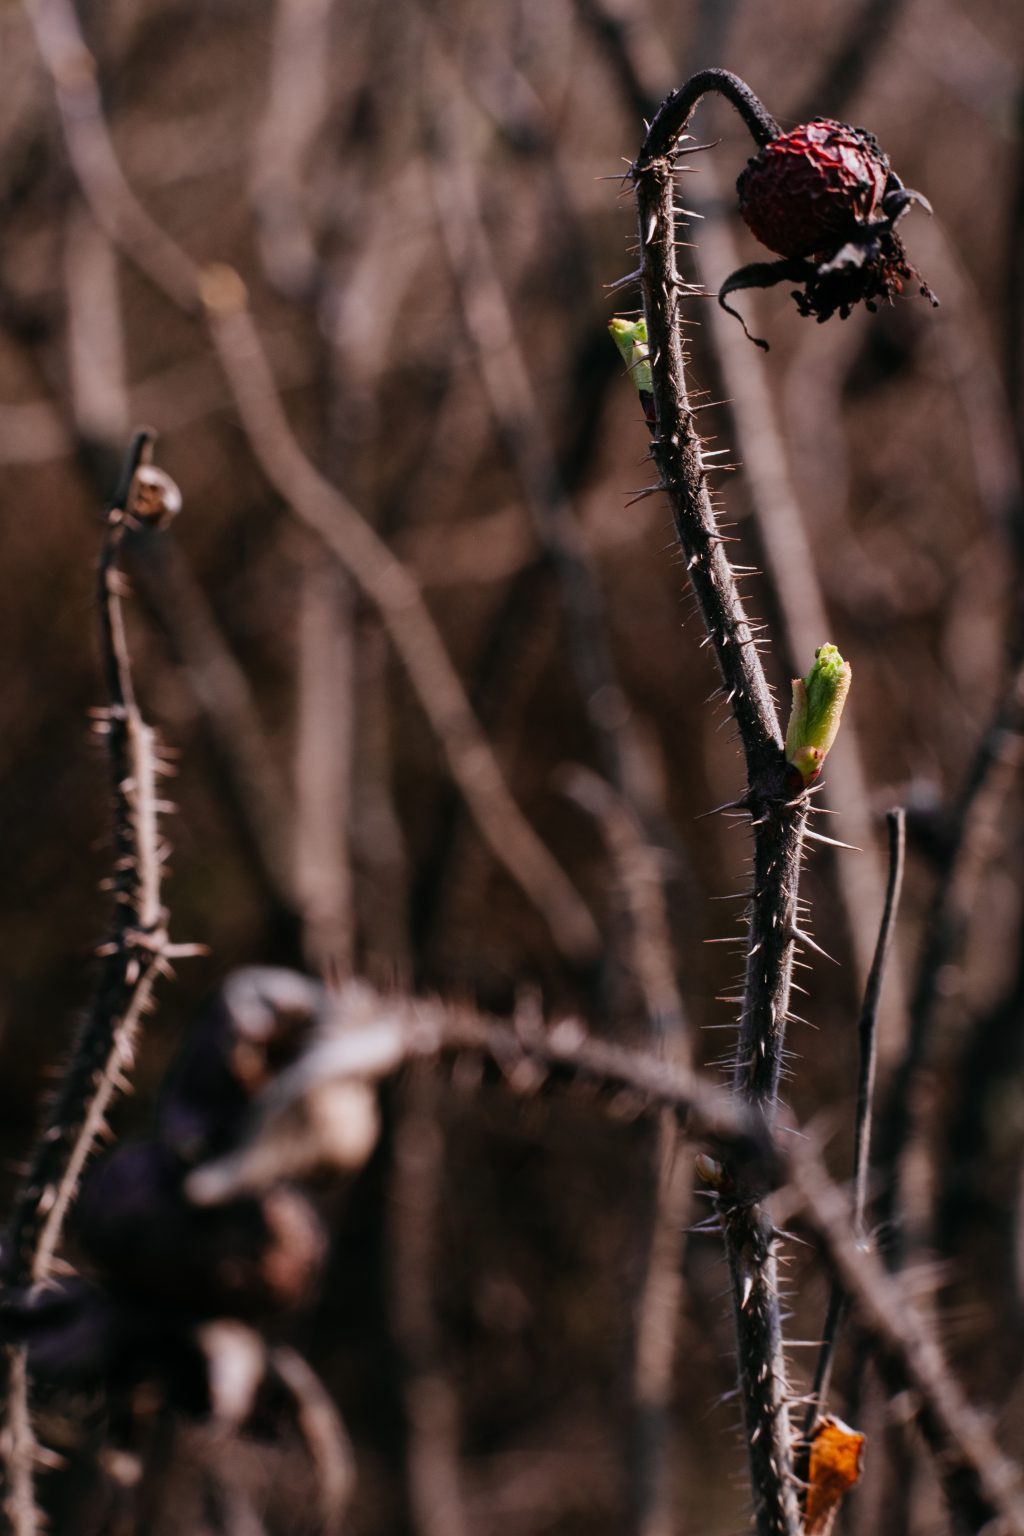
[127,465,183,530]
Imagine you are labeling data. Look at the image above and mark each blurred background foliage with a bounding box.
[1,0,1024,1530]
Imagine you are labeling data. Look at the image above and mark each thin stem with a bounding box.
[802,809,906,1445]
[853,809,906,1231]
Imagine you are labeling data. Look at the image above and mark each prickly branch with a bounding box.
[2,432,191,1294]
[628,70,813,1536]
[0,431,195,1532]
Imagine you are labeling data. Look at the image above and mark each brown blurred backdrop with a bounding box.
[1,0,1023,1531]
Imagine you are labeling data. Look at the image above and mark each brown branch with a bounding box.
[4,430,174,1291]
[249,0,334,299]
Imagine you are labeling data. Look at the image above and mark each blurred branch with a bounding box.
[250,0,334,299]
[388,1072,469,1536]
[561,767,691,1536]
[187,986,776,1207]
[269,1343,355,1536]
[21,0,197,312]
[292,555,357,982]
[21,0,598,965]
[790,0,907,122]
[187,971,1024,1534]
[129,530,302,930]
[421,45,640,805]
[789,1137,1024,1536]
[875,654,1024,1264]
[204,288,597,964]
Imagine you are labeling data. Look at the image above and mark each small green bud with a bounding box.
[608,316,653,397]
[785,643,852,785]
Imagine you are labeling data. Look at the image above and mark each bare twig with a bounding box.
[5,430,175,1290]
[802,809,905,1442]
[186,985,777,1208]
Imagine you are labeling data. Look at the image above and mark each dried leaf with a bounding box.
[804,1415,865,1535]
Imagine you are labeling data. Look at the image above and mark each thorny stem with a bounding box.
[631,75,805,1536]
[4,431,167,1291]
[2,431,187,1533]
[636,68,781,168]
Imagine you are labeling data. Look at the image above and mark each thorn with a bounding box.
[804,829,862,851]
[791,928,839,964]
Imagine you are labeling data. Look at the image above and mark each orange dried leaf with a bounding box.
[804,1415,865,1535]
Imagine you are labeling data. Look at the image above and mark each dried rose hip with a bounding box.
[737,120,890,259]
[719,116,936,347]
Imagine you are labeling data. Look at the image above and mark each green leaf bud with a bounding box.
[608,316,653,397]
[784,643,851,785]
